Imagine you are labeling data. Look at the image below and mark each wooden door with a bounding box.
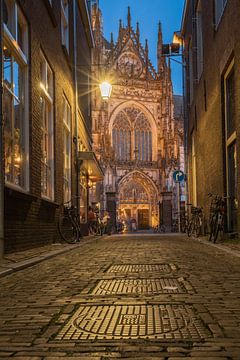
[138,209,149,229]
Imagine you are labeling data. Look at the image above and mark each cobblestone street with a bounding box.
[1,233,240,359]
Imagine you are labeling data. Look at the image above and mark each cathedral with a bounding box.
[90,5,184,230]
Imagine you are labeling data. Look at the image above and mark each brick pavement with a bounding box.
[0,233,240,359]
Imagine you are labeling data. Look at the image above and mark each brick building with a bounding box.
[91,6,184,230]
[2,0,102,252]
[182,0,240,234]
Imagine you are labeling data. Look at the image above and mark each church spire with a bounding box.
[110,32,114,49]
[127,6,131,28]
[157,21,164,74]
[158,21,162,43]
[118,19,123,43]
[145,39,149,79]
[145,39,149,57]
[136,22,140,47]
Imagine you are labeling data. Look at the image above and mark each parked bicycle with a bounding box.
[153,224,166,233]
[58,198,82,243]
[88,216,104,236]
[208,193,225,243]
[187,206,203,237]
[174,209,190,233]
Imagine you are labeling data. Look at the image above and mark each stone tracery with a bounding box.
[112,107,153,162]
[91,5,184,229]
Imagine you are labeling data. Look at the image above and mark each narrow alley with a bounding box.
[0,234,240,359]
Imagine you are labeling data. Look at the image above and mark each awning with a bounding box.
[78,151,104,182]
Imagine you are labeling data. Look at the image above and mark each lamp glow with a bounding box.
[99,81,112,100]
[172,31,183,45]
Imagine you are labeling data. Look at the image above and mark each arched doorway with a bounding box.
[118,171,159,229]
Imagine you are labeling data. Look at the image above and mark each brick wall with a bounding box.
[183,0,240,233]
[4,0,91,252]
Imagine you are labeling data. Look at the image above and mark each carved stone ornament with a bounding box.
[117,52,143,78]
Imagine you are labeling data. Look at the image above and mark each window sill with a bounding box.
[41,197,59,208]
[5,185,37,202]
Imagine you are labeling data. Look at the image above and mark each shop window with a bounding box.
[63,96,71,203]
[80,177,87,223]
[40,52,54,200]
[3,0,29,190]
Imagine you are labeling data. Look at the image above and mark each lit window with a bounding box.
[215,0,228,27]
[40,53,54,200]
[61,0,69,52]
[63,96,71,203]
[3,0,29,189]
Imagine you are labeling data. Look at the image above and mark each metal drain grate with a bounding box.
[55,303,210,341]
[91,278,188,295]
[106,264,175,274]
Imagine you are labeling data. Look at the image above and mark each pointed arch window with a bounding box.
[112,107,152,162]
[134,113,152,161]
[112,112,131,160]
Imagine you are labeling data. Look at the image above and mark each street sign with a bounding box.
[173,170,185,183]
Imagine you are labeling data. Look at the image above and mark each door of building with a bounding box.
[138,209,149,229]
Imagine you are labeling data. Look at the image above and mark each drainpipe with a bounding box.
[0,0,4,258]
[73,0,80,212]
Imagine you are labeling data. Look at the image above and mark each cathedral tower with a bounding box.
[91,7,184,230]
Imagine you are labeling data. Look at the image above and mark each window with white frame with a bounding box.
[215,0,228,26]
[224,60,237,231]
[61,0,69,52]
[3,0,29,190]
[40,53,54,200]
[196,0,203,80]
[63,96,71,203]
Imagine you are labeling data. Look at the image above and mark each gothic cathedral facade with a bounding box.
[91,6,184,230]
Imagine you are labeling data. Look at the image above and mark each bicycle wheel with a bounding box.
[213,224,220,243]
[194,216,202,238]
[209,215,218,242]
[208,215,215,241]
[58,215,79,243]
[187,220,194,237]
[213,214,224,243]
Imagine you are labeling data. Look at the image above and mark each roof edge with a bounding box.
[181,0,190,36]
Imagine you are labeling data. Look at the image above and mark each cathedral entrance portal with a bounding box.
[118,171,159,230]
[138,209,150,229]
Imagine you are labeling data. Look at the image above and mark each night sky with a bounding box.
[100,0,185,95]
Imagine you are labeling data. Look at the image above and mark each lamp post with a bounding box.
[162,34,186,233]
[99,81,112,101]
[0,0,4,258]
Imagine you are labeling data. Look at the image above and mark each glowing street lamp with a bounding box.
[99,81,112,101]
